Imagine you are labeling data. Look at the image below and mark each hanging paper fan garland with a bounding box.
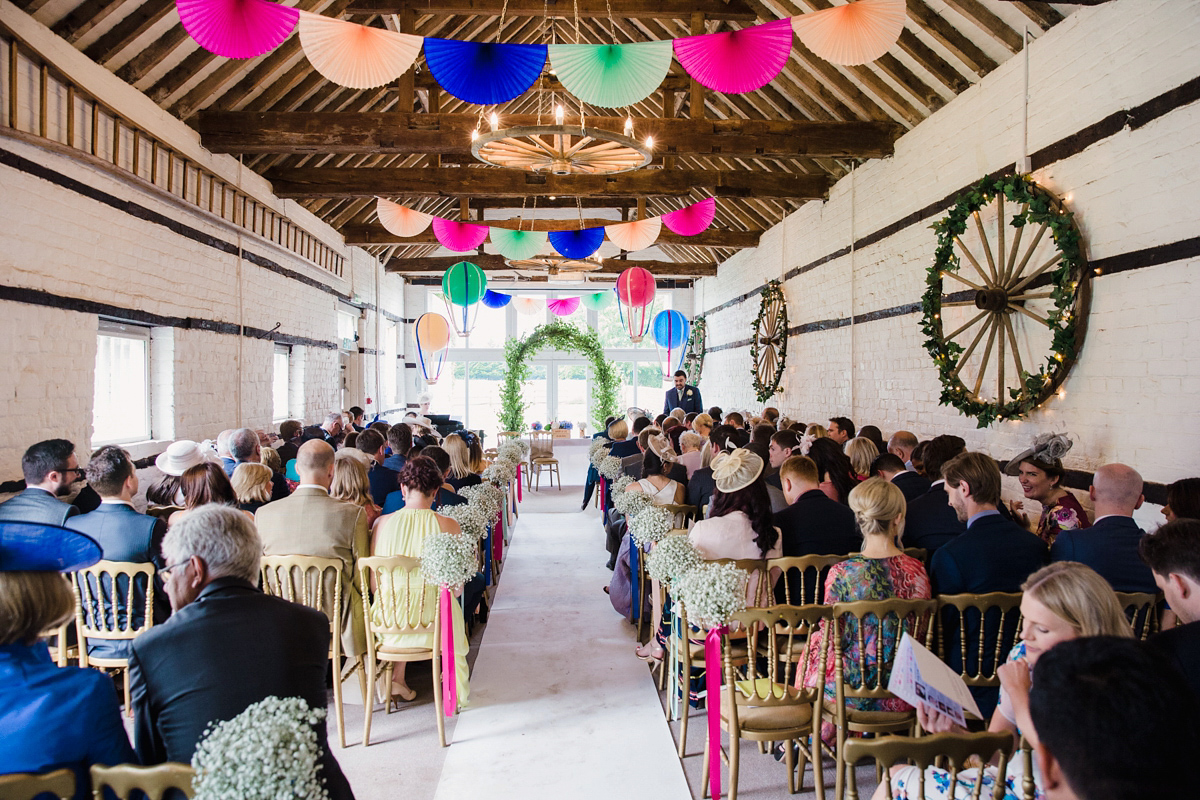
[489,228,548,261]
[580,290,615,311]
[297,11,422,89]
[661,197,716,237]
[790,0,905,66]
[376,198,433,237]
[423,39,546,104]
[513,296,543,317]
[547,40,674,109]
[548,227,606,259]
[176,0,299,59]
[673,18,793,94]
[605,217,662,252]
[547,297,580,317]
[433,217,490,252]
[482,289,512,309]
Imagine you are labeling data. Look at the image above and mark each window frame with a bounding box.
[92,319,153,446]
[272,343,292,423]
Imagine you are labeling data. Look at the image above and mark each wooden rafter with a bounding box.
[385,254,718,275]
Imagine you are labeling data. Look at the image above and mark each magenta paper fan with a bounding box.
[547,297,580,317]
[672,17,793,94]
[176,0,299,59]
[432,217,490,252]
[660,198,716,237]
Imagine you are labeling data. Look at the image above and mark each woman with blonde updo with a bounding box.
[231,462,273,514]
[797,477,931,742]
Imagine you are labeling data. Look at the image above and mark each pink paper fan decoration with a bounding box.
[672,18,793,94]
[605,217,662,252]
[432,217,490,252]
[297,11,422,89]
[660,198,716,237]
[376,198,433,237]
[547,297,580,317]
[176,0,299,59]
[790,0,906,66]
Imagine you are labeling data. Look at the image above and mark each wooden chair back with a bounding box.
[1115,591,1161,640]
[767,554,849,606]
[936,592,1024,686]
[724,604,833,711]
[712,557,773,609]
[72,560,156,666]
[843,732,1013,800]
[660,503,696,529]
[41,613,76,667]
[0,768,74,800]
[91,763,195,799]
[528,430,554,460]
[831,597,938,702]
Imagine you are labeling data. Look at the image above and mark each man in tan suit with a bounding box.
[255,440,368,662]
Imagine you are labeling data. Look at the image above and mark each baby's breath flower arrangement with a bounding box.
[590,444,611,469]
[673,561,749,630]
[588,437,609,461]
[612,475,635,495]
[460,484,501,521]
[597,455,623,480]
[438,502,489,541]
[646,535,703,585]
[482,460,515,487]
[420,531,479,589]
[192,696,328,800]
[613,487,653,518]
[629,505,673,546]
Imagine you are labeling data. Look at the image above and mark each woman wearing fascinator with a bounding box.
[1005,433,1090,545]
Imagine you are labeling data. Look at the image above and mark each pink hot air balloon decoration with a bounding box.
[660,198,716,237]
[615,266,656,343]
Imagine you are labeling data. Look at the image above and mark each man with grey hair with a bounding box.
[1051,463,1156,593]
[320,412,344,445]
[887,430,919,470]
[228,427,290,501]
[128,505,355,800]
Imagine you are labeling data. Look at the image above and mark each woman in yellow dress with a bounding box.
[371,454,471,708]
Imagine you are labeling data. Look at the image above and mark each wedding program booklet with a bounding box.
[887,632,983,728]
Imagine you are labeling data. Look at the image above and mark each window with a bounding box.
[338,309,358,351]
[383,321,398,407]
[93,321,150,444]
[273,345,290,422]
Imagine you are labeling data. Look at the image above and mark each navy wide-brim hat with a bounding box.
[0,521,102,572]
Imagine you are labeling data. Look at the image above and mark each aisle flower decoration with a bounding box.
[438,502,489,541]
[460,484,502,521]
[613,487,652,518]
[192,696,328,800]
[597,455,624,481]
[645,535,702,585]
[419,531,478,716]
[628,505,673,546]
[612,474,635,495]
[482,460,515,487]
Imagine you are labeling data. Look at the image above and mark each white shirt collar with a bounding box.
[100,498,134,507]
[296,484,329,494]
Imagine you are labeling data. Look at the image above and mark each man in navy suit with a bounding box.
[902,434,968,556]
[1141,519,1200,705]
[663,370,703,415]
[0,439,82,526]
[772,455,858,604]
[871,453,931,503]
[356,429,399,506]
[68,445,170,659]
[1052,463,1156,594]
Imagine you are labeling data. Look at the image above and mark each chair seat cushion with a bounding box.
[722,691,813,732]
[823,698,913,726]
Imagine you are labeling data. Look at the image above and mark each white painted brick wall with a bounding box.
[697,0,1200,505]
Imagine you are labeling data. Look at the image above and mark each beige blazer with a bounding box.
[255,487,369,658]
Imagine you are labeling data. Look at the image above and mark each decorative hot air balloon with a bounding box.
[652,309,690,378]
[615,266,656,343]
[441,261,488,337]
[414,312,451,385]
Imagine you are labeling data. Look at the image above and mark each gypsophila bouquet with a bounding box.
[482,460,516,486]
[673,561,748,629]
[597,455,623,480]
[614,487,653,518]
[438,502,489,541]
[629,505,674,546]
[588,437,609,460]
[590,443,612,469]
[420,531,479,589]
[612,475,635,495]
[460,483,503,521]
[646,535,703,585]
[496,442,524,465]
[192,696,327,800]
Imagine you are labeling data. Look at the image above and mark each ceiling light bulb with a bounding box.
[645,135,655,149]
[489,112,499,131]
[549,195,557,200]
[624,116,633,136]
[470,128,479,141]
[554,104,564,125]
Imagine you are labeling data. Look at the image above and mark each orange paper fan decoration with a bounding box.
[376,198,433,237]
[790,0,906,66]
[605,217,662,252]
[298,11,422,89]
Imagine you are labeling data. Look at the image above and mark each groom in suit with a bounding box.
[663,370,703,415]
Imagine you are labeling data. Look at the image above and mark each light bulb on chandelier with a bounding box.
[489,111,499,131]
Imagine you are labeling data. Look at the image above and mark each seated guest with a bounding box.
[773,455,859,560]
[691,413,715,466]
[638,426,687,486]
[766,429,802,489]
[607,419,640,460]
[909,439,929,478]
[229,428,289,501]
[1051,463,1156,593]
[384,422,413,473]
[371,457,470,707]
[128,506,354,800]
[870,452,931,503]
[887,430,919,471]
[902,434,967,554]
[215,429,235,476]
[178,463,248,522]
[686,424,737,515]
[684,412,698,430]
[260,445,283,478]
[844,436,879,482]
[804,422,828,440]
[355,429,399,507]
[666,424,685,456]
[255,440,369,664]
[879,562,1135,800]
[827,416,855,446]
[1006,434,1090,545]
[331,456,382,529]
[0,439,82,525]
[799,478,930,744]
[342,431,360,450]
[467,435,488,475]
[1163,476,1200,522]
[149,440,220,519]
[677,432,705,479]
[368,421,390,437]
[1140,519,1200,703]
[762,407,780,427]
[747,424,774,465]
[231,463,273,515]
[275,419,303,465]
[689,448,782,581]
[707,406,723,422]
[806,437,855,504]
[380,445,466,514]
[348,406,366,433]
[723,411,745,430]
[1029,637,1199,800]
[858,425,887,461]
[443,432,483,492]
[0,523,135,799]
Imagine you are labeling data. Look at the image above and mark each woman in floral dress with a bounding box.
[1005,434,1089,545]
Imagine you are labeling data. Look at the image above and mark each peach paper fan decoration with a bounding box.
[376,198,433,237]
[790,0,905,66]
[605,217,662,252]
[298,11,422,89]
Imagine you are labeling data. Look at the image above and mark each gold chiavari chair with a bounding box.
[0,768,74,800]
[526,430,560,490]
[936,592,1024,692]
[843,732,1014,800]
[1115,591,1162,640]
[90,763,195,799]
[767,554,850,607]
[72,560,157,715]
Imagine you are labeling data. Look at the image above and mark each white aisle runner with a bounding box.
[431,484,691,800]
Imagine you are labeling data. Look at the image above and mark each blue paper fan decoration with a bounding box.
[422,39,547,104]
[482,289,512,309]
[548,227,606,259]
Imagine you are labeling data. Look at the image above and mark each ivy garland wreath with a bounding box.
[920,174,1090,428]
[681,315,707,384]
[750,280,788,403]
[499,321,620,432]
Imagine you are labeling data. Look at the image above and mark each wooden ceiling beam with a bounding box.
[939,0,1024,54]
[264,166,833,199]
[1005,2,1063,31]
[905,0,998,78]
[385,255,719,276]
[344,0,758,20]
[84,0,175,64]
[343,223,763,248]
[52,0,134,44]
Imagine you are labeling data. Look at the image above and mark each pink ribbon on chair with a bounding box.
[493,512,503,561]
[600,477,607,511]
[705,625,727,800]
[516,464,523,501]
[440,585,456,717]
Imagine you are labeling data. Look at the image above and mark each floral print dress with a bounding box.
[1035,492,1090,545]
[797,554,931,742]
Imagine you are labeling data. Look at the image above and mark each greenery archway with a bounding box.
[499,321,619,432]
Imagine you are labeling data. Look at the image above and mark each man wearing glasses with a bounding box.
[0,439,83,525]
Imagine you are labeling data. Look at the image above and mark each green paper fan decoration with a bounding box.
[489,228,547,261]
[580,290,615,311]
[547,40,674,108]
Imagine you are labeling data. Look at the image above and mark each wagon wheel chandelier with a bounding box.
[471,104,653,175]
[506,255,603,275]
